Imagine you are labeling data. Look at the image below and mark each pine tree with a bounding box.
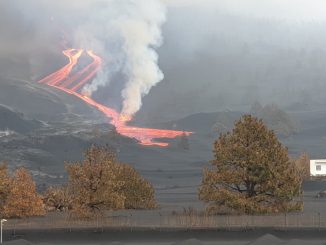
[199,115,303,214]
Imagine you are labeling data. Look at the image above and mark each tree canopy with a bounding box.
[65,145,156,217]
[0,163,10,215]
[293,152,310,180]
[3,168,45,218]
[199,115,303,214]
[117,164,156,209]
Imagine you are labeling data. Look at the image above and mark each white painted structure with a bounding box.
[310,159,326,176]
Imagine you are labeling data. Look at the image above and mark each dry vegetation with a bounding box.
[0,165,45,218]
[43,186,72,212]
[293,152,310,180]
[117,163,156,209]
[0,163,10,214]
[0,146,156,219]
[64,146,156,218]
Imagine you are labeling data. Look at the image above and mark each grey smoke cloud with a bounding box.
[45,0,167,117]
[76,0,167,117]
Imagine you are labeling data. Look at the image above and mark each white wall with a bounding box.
[310,159,326,176]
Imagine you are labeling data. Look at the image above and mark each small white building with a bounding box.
[310,159,326,176]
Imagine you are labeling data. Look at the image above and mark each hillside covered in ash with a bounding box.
[1,77,326,210]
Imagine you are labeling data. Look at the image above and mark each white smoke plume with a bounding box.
[77,0,166,117]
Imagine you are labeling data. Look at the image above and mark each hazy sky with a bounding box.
[165,0,326,22]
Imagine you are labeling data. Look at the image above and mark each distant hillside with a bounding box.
[0,77,100,122]
[0,105,42,134]
[150,111,242,135]
[250,102,300,137]
[149,105,299,138]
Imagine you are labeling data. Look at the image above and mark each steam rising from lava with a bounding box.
[38,49,192,147]
[78,0,166,118]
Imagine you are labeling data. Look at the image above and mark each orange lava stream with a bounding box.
[70,51,102,92]
[38,49,192,147]
[39,49,83,86]
[59,50,102,91]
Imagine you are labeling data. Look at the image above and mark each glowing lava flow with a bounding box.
[70,51,102,91]
[39,49,83,86]
[60,50,102,91]
[38,49,192,147]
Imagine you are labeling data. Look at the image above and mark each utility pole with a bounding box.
[1,219,7,243]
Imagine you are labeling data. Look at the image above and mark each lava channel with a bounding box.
[38,49,192,147]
